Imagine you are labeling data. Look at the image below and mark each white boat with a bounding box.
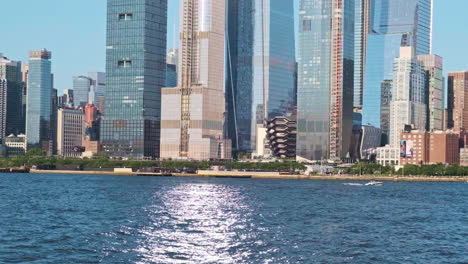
[365,181,384,186]
[343,183,364,186]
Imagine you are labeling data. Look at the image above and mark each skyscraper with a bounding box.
[87,72,106,109]
[160,0,231,160]
[417,54,443,131]
[101,0,167,158]
[26,49,53,150]
[354,0,370,109]
[0,54,23,139]
[447,71,468,132]
[73,75,92,107]
[389,47,426,146]
[226,0,296,153]
[296,0,355,161]
[362,0,432,127]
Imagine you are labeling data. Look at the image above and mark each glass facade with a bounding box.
[73,76,92,107]
[26,50,53,149]
[362,0,432,127]
[226,0,296,153]
[0,56,23,139]
[354,0,370,108]
[296,0,355,161]
[101,0,167,159]
[87,72,106,108]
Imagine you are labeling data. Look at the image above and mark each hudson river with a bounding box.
[1,173,467,263]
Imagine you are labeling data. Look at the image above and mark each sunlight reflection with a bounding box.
[134,183,253,263]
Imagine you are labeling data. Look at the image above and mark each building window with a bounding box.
[118,60,132,68]
[119,13,133,21]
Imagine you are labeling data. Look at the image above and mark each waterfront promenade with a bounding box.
[27,169,468,182]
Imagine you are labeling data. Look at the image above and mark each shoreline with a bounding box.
[19,169,468,182]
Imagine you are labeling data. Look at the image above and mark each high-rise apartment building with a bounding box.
[296,0,355,161]
[418,54,444,131]
[362,0,432,127]
[26,49,53,150]
[0,54,23,140]
[380,79,393,143]
[389,47,426,146]
[447,71,468,132]
[73,76,92,107]
[57,108,83,157]
[226,0,296,153]
[160,0,231,160]
[101,0,167,158]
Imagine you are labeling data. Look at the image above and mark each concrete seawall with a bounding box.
[25,170,468,182]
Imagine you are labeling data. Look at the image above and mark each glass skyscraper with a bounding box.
[354,0,370,108]
[0,54,23,139]
[101,0,167,158]
[26,49,53,150]
[87,72,106,110]
[362,0,432,128]
[296,0,355,161]
[73,75,92,107]
[226,0,296,153]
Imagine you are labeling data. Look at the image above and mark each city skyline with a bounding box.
[1,0,468,92]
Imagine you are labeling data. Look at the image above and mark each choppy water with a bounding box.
[0,173,467,263]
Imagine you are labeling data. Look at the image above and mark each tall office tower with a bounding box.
[160,0,231,160]
[101,0,167,159]
[21,63,28,127]
[26,49,53,150]
[362,0,432,127]
[226,0,296,153]
[87,72,106,108]
[0,54,23,140]
[417,54,443,131]
[447,71,468,131]
[73,76,92,107]
[354,0,370,109]
[389,47,426,146]
[296,0,355,161]
[57,108,83,157]
[50,88,58,155]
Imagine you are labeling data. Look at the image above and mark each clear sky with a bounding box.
[2,0,468,93]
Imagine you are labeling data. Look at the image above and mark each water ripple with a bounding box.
[0,174,467,263]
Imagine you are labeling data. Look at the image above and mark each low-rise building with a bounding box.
[428,131,460,164]
[3,134,27,156]
[376,145,400,167]
[460,148,468,166]
[399,130,460,166]
[400,131,430,166]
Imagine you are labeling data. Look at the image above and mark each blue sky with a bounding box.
[2,0,468,92]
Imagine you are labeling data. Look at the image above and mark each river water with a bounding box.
[0,173,467,263]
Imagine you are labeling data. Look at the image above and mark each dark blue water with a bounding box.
[0,174,467,263]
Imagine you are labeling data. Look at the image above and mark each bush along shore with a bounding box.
[0,152,306,173]
[347,162,468,177]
